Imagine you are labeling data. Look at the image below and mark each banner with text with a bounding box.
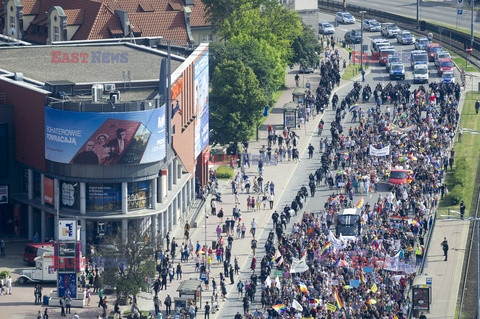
[369,145,390,157]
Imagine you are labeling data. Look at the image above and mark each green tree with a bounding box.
[210,59,268,145]
[209,38,283,103]
[98,230,155,302]
[219,2,302,65]
[291,25,322,69]
[201,0,268,33]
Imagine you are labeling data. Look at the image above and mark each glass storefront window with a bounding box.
[87,183,121,212]
[127,180,150,210]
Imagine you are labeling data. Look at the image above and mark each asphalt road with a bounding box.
[343,0,480,34]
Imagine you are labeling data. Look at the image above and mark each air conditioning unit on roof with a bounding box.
[104,83,116,92]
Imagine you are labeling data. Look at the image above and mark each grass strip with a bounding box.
[438,91,480,218]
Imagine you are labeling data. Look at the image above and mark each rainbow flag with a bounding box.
[356,197,364,209]
[371,238,379,250]
[272,304,287,313]
[299,282,308,293]
[334,290,343,309]
[320,242,331,256]
[359,270,366,284]
[411,219,420,227]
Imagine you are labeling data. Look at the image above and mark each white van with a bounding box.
[413,64,429,84]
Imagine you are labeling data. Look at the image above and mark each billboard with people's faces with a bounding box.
[45,107,166,165]
[194,50,209,157]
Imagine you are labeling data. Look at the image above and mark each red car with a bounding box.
[389,169,412,186]
[426,43,442,62]
[437,58,455,75]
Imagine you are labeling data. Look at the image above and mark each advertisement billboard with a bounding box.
[58,220,77,241]
[194,50,209,157]
[44,177,54,205]
[45,107,166,165]
[58,273,77,298]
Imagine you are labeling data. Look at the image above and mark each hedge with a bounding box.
[216,165,234,179]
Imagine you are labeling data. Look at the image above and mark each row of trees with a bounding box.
[203,0,322,145]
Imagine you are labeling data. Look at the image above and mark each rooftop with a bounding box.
[0,43,183,84]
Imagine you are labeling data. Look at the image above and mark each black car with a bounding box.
[344,30,362,44]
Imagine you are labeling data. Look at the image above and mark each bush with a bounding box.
[216,165,234,179]
[0,271,9,279]
[447,185,463,205]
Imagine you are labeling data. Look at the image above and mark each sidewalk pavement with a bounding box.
[127,48,356,318]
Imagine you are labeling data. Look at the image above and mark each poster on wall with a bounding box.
[194,50,209,157]
[44,177,54,205]
[45,107,166,165]
[58,273,77,298]
[0,185,8,204]
[87,183,121,212]
[61,182,79,209]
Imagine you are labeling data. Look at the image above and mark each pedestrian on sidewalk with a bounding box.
[441,237,449,261]
[308,144,314,158]
[476,100,480,114]
[251,219,257,238]
[164,295,172,315]
[460,200,466,220]
[204,302,211,319]
[361,68,365,82]
[241,223,246,239]
[269,194,274,209]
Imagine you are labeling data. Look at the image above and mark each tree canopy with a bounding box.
[203,0,322,145]
[292,25,322,69]
[210,59,268,145]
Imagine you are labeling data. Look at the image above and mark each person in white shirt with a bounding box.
[251,219,257,238]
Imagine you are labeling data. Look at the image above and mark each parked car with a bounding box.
[396,31,415,45]
[434,51,452,66]
[362,19,381,32]
[442,71,455,84]
[319,22,335,35]
[335,12,355,24]
[381,23,401,38]
[426,43,442,61]
[389,62,405,80]
[437,58,455,75]
[344,30,362,44]
[299,65,315,73]
[414,37,430,50]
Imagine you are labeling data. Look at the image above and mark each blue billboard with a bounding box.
[45,107,166,165]
[194,50,209,157]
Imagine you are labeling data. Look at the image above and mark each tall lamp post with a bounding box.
[471,0,474,48]
[359,11,366,71]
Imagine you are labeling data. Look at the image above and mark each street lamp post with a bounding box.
[471,0,474,48]
[416,0,420,29]
[359,11,366,71]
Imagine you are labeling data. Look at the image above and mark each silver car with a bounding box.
[335,12,355,24]
[362,19,381,32]
[319,22,335,35]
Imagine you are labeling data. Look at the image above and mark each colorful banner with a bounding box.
[194,50,209,157]
[45,107,166,165]
[58,273,77,298]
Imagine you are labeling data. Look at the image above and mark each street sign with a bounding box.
[426,277,432,286]
[458,9,463,15]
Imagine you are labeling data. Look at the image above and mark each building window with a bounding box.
[202,34,212,42]
[128,181,151,210]
[86,183,121,212]
[9,17,15,36]
[54,26,59,41]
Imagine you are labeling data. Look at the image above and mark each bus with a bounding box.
[336,208,362,240]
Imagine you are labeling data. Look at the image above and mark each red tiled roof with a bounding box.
[64,9,85,25]
[22,0,41,15]
[128,11,189,44]
[12,0,208,44]
[189,0,209,27]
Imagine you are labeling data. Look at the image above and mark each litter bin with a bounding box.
[43,295,50,305]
